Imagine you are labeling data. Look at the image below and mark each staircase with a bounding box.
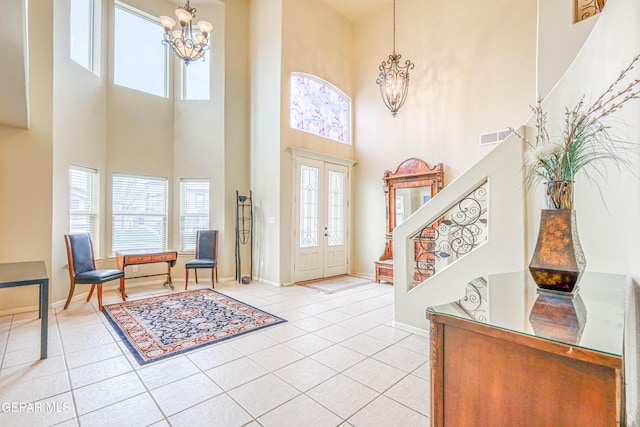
[392,133,527,333]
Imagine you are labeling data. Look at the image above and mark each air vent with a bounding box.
[479,129,513,146]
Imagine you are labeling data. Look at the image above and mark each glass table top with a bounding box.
[427,271,625,357]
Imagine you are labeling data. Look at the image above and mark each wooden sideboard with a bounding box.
[426,271,625,427]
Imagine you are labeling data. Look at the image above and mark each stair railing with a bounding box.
[392,133,527,332]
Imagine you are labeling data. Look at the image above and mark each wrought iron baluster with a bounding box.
[411,182,488,286]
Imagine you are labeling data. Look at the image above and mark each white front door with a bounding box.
[294,158,349,282]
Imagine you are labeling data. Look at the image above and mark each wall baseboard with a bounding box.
[253,277,285,287]
[0,305,41,316]
[392,320,429,336]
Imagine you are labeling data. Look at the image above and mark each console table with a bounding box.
[426,271,625,427]
[0,261,49,359]
[115,250,178,301]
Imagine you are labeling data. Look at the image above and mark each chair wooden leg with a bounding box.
[211,268,215,289]
[120,277,126,301]
[97,284,103,311]
[195,269,199,284]
[63,281,76,310]
[185,269,189,290]
[87,284,96,301]
[216,267,218,283]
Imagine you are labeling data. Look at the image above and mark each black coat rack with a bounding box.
[235,191,253,283]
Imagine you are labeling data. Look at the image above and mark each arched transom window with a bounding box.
[290,73,351,144]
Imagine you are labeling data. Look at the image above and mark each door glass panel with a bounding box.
[300,165,319,248]
[327,170,345,246]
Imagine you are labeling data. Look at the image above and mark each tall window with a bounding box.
[180,179,210,251]
[70,0,95,71]
[69,165,99,251]
[113,2,168,97]
[183,47,210,100]
[112,173,168,253]
[290,73,351,144]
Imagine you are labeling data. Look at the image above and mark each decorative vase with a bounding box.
[528,180,586,295]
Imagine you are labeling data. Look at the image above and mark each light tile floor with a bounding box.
[0,278,430,427]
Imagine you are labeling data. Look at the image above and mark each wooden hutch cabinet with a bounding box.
[375,158,444,283]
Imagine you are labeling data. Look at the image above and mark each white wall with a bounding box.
[51,0,108,304]
[223,0,252,282]
[279,0,355,284]
[0,0,54,313]
[352,0,537,277]
[0,0,29,129]
[105,0,175,278]
[172,2,228,277]
[536,0,598,97]
[250,0,283,284]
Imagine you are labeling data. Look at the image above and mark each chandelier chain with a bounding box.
[393,0,396,53]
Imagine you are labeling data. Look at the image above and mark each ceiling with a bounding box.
[321,0,390,22]
[183,0,391,22]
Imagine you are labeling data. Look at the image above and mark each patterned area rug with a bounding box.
[297,275,374,294]
[102,289,286,365]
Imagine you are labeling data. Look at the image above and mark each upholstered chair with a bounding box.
[64,233,124,311]
[185,230,218,289]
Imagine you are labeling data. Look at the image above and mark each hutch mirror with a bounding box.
[375,158,444,283]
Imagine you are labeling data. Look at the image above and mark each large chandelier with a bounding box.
[376,0,414,117]
[160,1,212,66]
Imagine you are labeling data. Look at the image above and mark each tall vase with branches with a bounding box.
[514,54,640,294]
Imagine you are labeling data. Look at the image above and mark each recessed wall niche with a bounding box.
[575,0,606,23]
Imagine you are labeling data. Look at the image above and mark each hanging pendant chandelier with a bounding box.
[376,0,414,117]
[160,0,212,66]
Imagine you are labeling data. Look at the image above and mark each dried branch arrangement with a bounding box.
[513,54,640,188]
